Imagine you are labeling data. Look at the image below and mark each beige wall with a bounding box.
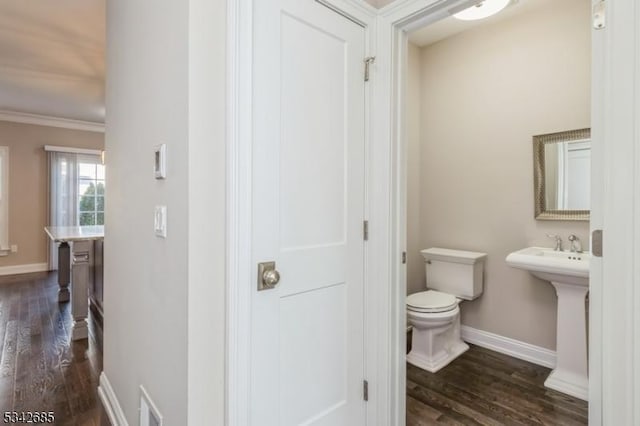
[407,0,591,350]
[0,121,104,268]
[407,43,424,296]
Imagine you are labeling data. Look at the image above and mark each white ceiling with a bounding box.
[0,0,105,123]
[408,0,553,47]
[0,0,551,123]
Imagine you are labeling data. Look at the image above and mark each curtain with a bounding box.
[48,151,79,270]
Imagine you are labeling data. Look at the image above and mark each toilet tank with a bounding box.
[421,248,487,300]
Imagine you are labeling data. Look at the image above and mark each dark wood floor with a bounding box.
[0,271,589,425]
[406,341,589,425]
[0,272,104,425]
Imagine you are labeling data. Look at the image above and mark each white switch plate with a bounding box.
[154,206,167,238]
[10,245,17,253]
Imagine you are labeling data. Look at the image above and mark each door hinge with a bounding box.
[592,229,603,257]
[364,56,376,82]
[363,220,369,241]
[593,1,605,29]
[402,251,407,264]
[363,380,369,401]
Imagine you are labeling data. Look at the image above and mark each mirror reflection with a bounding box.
[534,128,590,221]
[543,139,590,210]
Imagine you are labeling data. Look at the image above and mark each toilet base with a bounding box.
[407,340,469,373]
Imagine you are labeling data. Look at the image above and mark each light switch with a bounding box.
[154,205,167,238]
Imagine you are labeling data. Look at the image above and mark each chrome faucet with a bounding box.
[568,234,583,253]
[546,233,563,251]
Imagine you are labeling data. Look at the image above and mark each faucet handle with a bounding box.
[568,234,583,253]
[546,233,563,251]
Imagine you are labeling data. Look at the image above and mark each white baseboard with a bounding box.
[461,325,556,369]
[98,372,129,426]
[0,263,49,276]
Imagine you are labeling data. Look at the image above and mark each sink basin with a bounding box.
[506,247,589,286]
[506,247,590,400]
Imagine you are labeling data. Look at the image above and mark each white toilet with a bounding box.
[406,247,487,373]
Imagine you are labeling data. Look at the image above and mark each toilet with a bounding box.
[407,247,487,373]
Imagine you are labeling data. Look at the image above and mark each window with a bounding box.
[48,148,105,229]
[77,155,105,226]
[46,146,104,270]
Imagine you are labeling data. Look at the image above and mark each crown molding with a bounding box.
[0,110,105,133]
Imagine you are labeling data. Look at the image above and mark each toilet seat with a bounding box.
[407,290,458,313]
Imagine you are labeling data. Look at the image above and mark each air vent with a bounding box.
[139,386,163,426]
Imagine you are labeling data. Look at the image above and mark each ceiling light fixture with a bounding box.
[453,0,511,21]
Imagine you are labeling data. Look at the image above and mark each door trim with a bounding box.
[225,1,376,424]
[590,0,640,424]
[373,2,481,424]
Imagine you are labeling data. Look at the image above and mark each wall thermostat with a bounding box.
[154,144,167,179]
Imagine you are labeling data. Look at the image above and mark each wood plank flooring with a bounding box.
[407,341,589,425]
[0,272,104,425]
[0,271,589,425]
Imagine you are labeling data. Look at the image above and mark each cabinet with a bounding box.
[90,239,104,323]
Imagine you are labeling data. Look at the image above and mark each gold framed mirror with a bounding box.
[533,128,590,221]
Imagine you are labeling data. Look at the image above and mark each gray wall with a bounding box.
[104,0,226,423]
[407,0,590,350]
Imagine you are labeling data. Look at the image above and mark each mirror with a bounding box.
[533,128,590,221]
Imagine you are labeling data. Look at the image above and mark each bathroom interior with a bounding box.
[403,0,591,423]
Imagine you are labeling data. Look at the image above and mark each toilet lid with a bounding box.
[407,290,458,313]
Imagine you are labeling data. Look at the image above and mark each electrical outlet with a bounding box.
[10,245,17,253]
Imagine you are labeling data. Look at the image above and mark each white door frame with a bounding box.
[225,1,376,424]
[372,2,486,424]
[589,0,640,424]
[373,0,640,425]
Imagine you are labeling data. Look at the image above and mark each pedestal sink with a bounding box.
[506,247,589,400]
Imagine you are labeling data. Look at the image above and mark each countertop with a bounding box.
[44,225,104,242]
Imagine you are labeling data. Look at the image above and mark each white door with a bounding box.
[251,0,366,425]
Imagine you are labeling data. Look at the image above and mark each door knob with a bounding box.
[263,269,280,287]
[258,261,280,291]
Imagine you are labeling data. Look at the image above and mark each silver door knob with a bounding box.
[263,269,280,288]
[258,261,280,291]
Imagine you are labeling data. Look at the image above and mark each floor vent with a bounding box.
[139,386,163,426]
